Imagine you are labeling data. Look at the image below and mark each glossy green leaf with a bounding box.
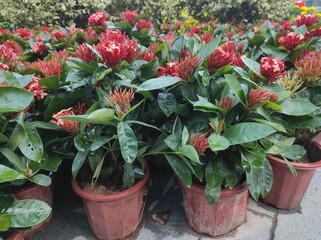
[241,56,260,75]
[0,164,25,183]
[92,66,112,84]
[279,98,318,116]
[0,216,10,231]
[3,199,51,228]
[158,93,176,117]
[208,133,230,151]
[176,145,201,164]
[223,123,276,145]
[198,33,222,60]
[137,76,181,92]
[205,186,221,205]
[72,150,89,178]
[0,87,34,114]
[88,108,115,122]
[225,74,247,106]
[141,58,159,79]
[164,134,181,151]
[117,122,138,164]
[190,95,225,113]
[165,154,192,187]
[0,147,24,172]
[260,45,289,60]
[251,118,287,133]
[90,135,117,151]
[182,127,189,146]
[29,174,51,186]
[123,162,135,189]
[206,158,223,190]
[280,145,306,161]
[39,75,59,91]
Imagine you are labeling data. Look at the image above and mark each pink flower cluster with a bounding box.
[32,36,46,55]
[25,76,47,100]
[121,10,139,23]
[37,56,62,78]
[74,44,96,63]
[248,88,278,108]
[278,33,305,51]
[296,14,319,27]
[260,57,287,83]
[88,12,108,27]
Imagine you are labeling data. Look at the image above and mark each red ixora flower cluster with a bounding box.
[88,12,108,27]
[14,28,32,40]
[190,133,209,155]
[135,19,153,32]
[248,88,278,108]
[0,62,9,71]
[220,96,234,110]
[37,56,62,78]
[51,30,67,41]
[73,43,96,63]
[96,29,139,69]
[260,57,287,83]
[121,10,139,23]
[139,43,159,62]
[295,50,321,83]
[24,76,47,100]
[296,14,319,28]
[106,88,134,119]
[278,33,305,51]
[31,36,46,55]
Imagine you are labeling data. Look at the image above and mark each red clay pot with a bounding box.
[263,155,321,210]
[71,166,150,240]
[13,183,53,239]
[6,231,24,240]
[180,180,248,237]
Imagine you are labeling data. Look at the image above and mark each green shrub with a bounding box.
[0,0,111,28]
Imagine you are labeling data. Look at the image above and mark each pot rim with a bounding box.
[178,177,248,196]
[71,164,150,202]
[267,155,321,170]
[13,177,52,196]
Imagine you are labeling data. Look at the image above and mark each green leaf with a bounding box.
[31,121,64,131]
[190,95,225,113]
[141,58,159,79]
[176,145,201,164]
[206,158,223,190]
[0,216,10,231]
[164,134,181,151]
[225,74,248,106]
[251,118,287,133]
[0,87,34,113]
[260,45,289,60]
[74,136,87,152]
[279,98,318,116]
[165,154,192,187]
[246,158,273,201]
[41,153,62,172]
[0,134,8,144]
[208,133,230,151]
[0,164,25,183]
[117,122,138,164]
[29,174,51,186]
[123,162,135,189]
[90,135,117,151]
[44,96,68,121]
[125,120,163,132]
[198,33,222,60]
[282,156,297,176]
[9,124,24,151]
[39,75,59,91]
[182,127,189,146]
[0,147,24,172]
[137,76,181,92]
[3,199,51,228]
[280,145,306,161]
[18,122,44,162]
[223,123,276,145]
[72,150,89,178]
[294,25,307,35]
[205,186,221,205]
[241,56,260,75]
[88,108,115,122]
[92,66,112,84]
[158,93,176,117]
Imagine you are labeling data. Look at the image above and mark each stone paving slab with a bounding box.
[33,171,321,240]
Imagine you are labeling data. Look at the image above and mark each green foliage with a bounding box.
[0,0,112,27]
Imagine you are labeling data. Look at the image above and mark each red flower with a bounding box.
[190,133,209,155]
[188,26,201,37]
[88,12,108,27]
[295,1,305,7]
[74,44,95,63]
[51,30,67,40]
[248,88,278,108]
[201,32,213,43]
[120,10,139,23]
[295,50,321,84]
[85,27,97,41]
[15,28,32,40]
[0,44,17,63]
[207,48,234,73]
[278,33,305,51]
[52,108,79,134]
[160,32,176,46]
[97,30,139,68]
[177,54,201,81]
[260,57,287,83]
[157,62,180,77]
[53,50,69,61]
[220,97,234,110]
[106,88,134,119]
[135,19,153,32]
[4,40,23,57]
[37,56,62,78]
[31,36,46,55]
[280,20,292,32]
[0,63,9,71]
[25,76,46,100]
[296,14,319,27]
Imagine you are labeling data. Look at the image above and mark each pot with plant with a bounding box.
[0,84,54,239]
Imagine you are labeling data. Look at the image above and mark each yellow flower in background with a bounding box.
[203,12,208,17]
[301,6,308,11]
[301,11,307,15]
[316,12,321,17]
[309,7,316,11]
[185,18,198,27]
[163,16,168,23]
[181,9,188,18]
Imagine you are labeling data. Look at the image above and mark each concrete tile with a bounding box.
[248,197,277,218]
[201,211,273,240]
[274,171,321,240]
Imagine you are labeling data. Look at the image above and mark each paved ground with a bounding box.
[33,169,321,240]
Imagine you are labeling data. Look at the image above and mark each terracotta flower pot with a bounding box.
[71,166,150,240]
[180,180,248,237]
[263,154,321,210]
[6,231,24,240]
[13,183,53,239]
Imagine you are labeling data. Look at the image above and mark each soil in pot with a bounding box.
[71,165,150,240]
[180,180,248,237]
[12,182,53,239]
[263,154,321,210]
